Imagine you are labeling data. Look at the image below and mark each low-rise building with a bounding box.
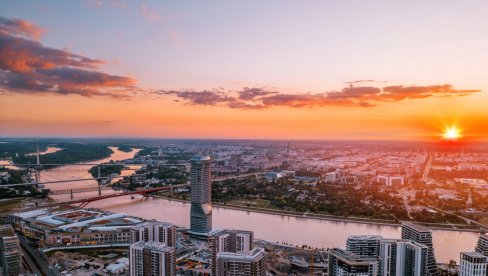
[8,208,144,246]
[377,175,405,186]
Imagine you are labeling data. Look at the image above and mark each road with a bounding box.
[213,172,263,182]
[399,189,414,220]
[22,246,43,276]
[427,205,488,231]
[18,235,58,276]
[422,153,433,181]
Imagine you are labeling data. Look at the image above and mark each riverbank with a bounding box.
[151,194,483,233]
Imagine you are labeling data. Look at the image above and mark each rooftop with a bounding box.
[191,155,212,162]
[402,222,432,233]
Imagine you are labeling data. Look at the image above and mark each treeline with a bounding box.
[0,168,24,184]
[12,143,113,166]
[89,162,123,178]
[0,141,49,158]
[0,168,45,198]
[117,145,133,152]
[212,179,410,221]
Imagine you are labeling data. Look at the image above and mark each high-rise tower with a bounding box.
[475,234,488,257]
[189,155,213,238]
[0,225,21,276]
[401,222,439,276]
[129,241,176,276]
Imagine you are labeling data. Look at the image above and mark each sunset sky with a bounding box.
[1,0,487,140]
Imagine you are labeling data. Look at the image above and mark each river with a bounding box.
[44,147,481,263]
[42,147,141,200]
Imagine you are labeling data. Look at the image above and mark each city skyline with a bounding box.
[1,1,488,140]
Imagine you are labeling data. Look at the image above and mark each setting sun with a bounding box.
[443,126,461,140]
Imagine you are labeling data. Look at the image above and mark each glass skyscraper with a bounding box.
[190,155,213,237]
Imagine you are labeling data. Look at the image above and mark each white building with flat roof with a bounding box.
[459,252,487,276]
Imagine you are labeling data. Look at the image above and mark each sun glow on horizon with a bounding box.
[443,126,462,140]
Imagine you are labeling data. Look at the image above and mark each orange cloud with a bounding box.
[0,16,137,98]
[0,16,45,40]
[157,84,480,109]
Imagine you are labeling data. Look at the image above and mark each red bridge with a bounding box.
[47,186,172,208]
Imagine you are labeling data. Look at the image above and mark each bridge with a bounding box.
[1,171,262,188]
[50,186,113,196]
[0,173,149,188]
[46,183,190,207]
[47,186,173,208]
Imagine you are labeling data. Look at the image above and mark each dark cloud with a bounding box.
[156,90,236,106]
[0,15,137,98]
[237,87,277,100]
[327,86,381,100]
[158,84,480,110]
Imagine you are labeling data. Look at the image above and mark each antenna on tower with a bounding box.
[35,138,40,188]
[36,139,40,166]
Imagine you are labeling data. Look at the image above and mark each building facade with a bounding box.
[377,175,405,186]
[475,234,488,257]
[346,235,382,257]
[129,241,176,276]
[459,252,487,276]
[190,155,213,237]
[131,220,176,247]
[401,222,439,276]
[216,247,266,276]
[328,248,379,276]
[0,225,21,276]
[379,239,428,276]
[210,229,254,275]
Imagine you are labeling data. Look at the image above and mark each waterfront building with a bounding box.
[328,248,379,276]
[131,220,176,247]
[210,229,254,275]
[459,252,487,276]
[346,235,382,257]
[401,222,439,276]
[189,155,213,238]
[8,208,142,246]
[129,241,176,276]
[379,239,428,276]
[216,247,266,276]
[0,225,21,276]
[475,234,488,257]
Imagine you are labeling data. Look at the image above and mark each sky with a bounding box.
[0,0,487,140]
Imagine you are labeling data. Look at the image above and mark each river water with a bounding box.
[42,147,141,200]
[44,148,481,263]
